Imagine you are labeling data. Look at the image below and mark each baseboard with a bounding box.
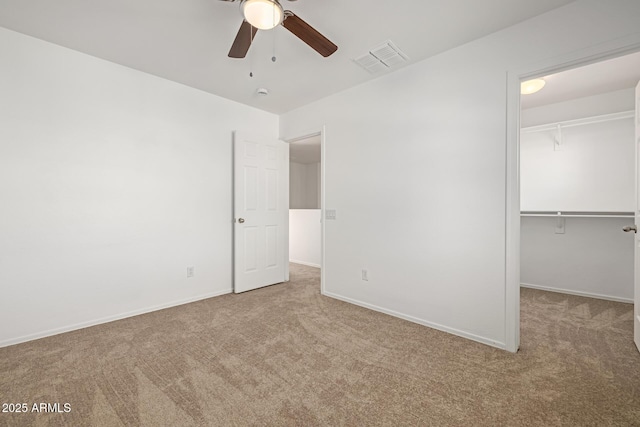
[322,291,506,350]
[0,289,232,349]
[289,259,321,268]
[520,283,633,304]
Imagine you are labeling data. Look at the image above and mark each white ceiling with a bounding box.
[289,135,320,164]
[521,51,640,109]
[0,0,576,114]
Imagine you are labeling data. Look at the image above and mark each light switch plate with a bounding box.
[325,209,336,220]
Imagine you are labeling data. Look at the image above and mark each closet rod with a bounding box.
[520,211,634,218]
[521,110,634,134]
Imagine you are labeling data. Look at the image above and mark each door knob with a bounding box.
[623,225,637,233]
[238,218,245,223]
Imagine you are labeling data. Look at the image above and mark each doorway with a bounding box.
[286,130,325,289]
[519,53,639,303]
[505,41,640,352]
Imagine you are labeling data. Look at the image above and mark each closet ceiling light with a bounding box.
[521,78,546,95]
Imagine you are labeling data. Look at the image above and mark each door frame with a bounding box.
[285,126,326,294]
[505,35,640,353]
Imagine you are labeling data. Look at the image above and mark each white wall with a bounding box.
[289,210,322,268]
[306,162,321,209]
[521,87,635,128]
[0,27,279,347]
[520,117,635,212]
[279,0,640,349]
[290,161,320,209]
[521,217,634,302]
[290,162,306,208]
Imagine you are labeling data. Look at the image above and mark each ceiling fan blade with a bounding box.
[282,12,337,57]
[228,21,257,58]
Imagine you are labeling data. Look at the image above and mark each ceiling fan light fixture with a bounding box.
[521,78,546,95]
[242,0,283,30]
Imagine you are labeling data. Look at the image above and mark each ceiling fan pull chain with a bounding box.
[271,4,277,62]
[249,21,254,77]
[272,24,277,62]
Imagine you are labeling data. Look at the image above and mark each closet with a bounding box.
[520,103,635,302]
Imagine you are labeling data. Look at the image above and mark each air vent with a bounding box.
[353,53,388,74]
[353,40,409,74]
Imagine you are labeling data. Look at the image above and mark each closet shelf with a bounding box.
[520,211,634,218]
[521,110,634,133]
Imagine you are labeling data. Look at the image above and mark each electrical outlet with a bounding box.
[187,266,194,278]
[361,269,368,281]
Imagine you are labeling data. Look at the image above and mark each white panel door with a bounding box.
[234,132,288,293]
[633,83,640,351]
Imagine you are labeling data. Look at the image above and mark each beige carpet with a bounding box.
[1,263,639,426]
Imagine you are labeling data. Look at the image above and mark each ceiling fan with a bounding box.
[218,0,338,59]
